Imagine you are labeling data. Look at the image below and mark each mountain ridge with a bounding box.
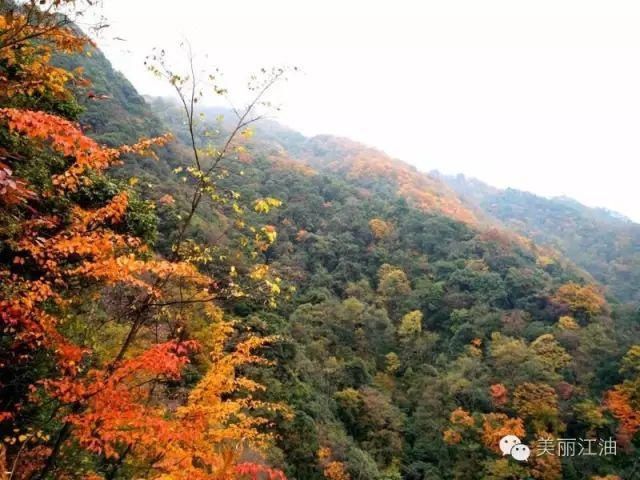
[439,172,640,303]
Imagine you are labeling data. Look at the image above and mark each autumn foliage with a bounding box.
[302,136,478,224]
[552,282,607,320]
[0,3,286,478]
[3,2,639,479]
[0,108,171,191]
[0,1,86,100]
[489,383,508,407]
[481,413,526,454]
[318,447,351,480]
[603,345,640,449]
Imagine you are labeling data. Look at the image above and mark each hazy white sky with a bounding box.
[87,1,640,220]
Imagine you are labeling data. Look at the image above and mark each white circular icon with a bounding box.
[499,435,521,456]
[510,443,531,462]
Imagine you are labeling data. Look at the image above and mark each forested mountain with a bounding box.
[440,174,640,304]
[1,3,639,480]
[147,100,480,225]
[146,99,639,479]
[279,133,479,225]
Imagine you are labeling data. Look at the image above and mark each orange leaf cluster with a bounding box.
[150,333,288,479]
[0,108,171,191]
[552,282,607,319]
[0,273,84,374]
[443,408,475,446]
[604,387,640,448]
[368,218,393,240]
[443,428,463,445]
[489,383,509,406]
[450,407,475,428]
[481,413,525,454]
[46,341,198,459]
[235,463,287,480]
[318,447,351,480]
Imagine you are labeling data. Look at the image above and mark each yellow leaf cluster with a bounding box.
[253,197,282,213]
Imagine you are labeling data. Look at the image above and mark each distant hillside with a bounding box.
[440,173,640,303]
[147,101,479,225]
[299,135,479,224]
[54,44,163,145]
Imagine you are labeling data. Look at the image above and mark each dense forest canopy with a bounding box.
[441,173,640,305]
[1,2,639,480]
